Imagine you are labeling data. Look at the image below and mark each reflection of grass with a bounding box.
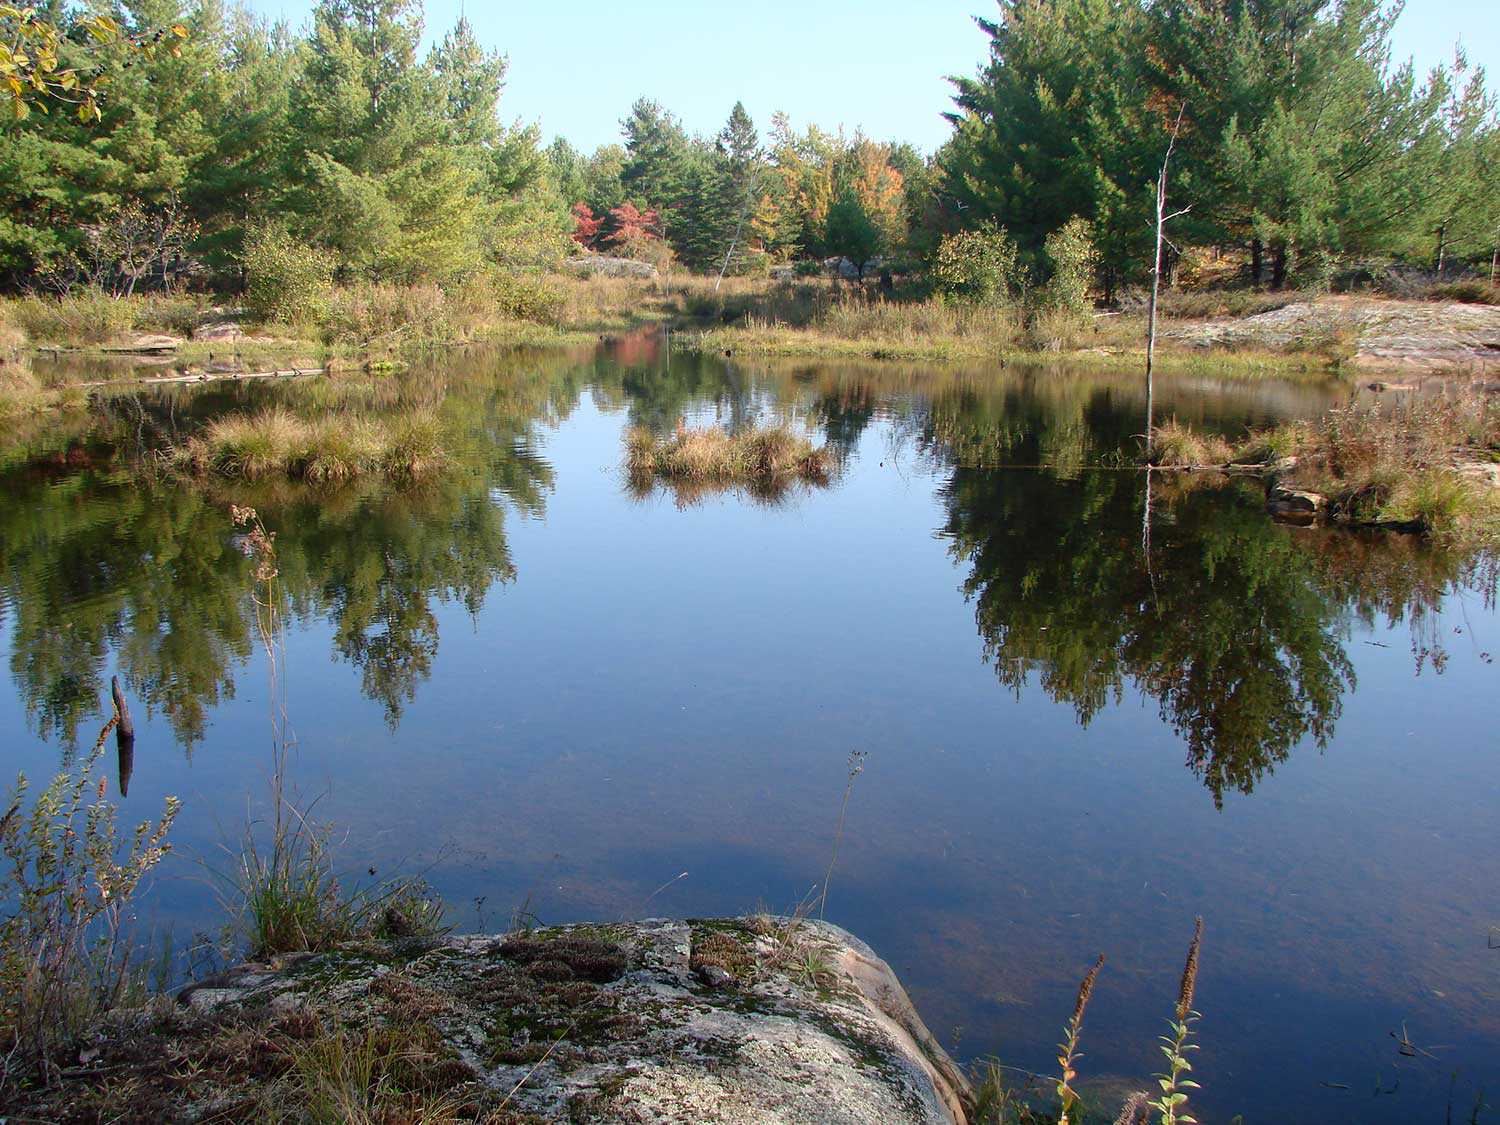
[625,424,834,493]
[175,407,444,482]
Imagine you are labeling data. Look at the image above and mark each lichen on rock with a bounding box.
[17,917,971,1124]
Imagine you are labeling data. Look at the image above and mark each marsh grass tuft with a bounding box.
[626,423,835,502]
[1146,420,1236,468]
[217,507,445,959]
[175,407,446,482]
[1147,388,1500,543]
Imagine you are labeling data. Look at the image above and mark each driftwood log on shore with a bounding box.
[74,367,326,390]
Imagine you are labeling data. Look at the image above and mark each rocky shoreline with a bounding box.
[17,918,973,1124]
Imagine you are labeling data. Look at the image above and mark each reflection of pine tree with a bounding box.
[939,465,1366,806]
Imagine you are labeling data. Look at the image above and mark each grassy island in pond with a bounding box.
[625,424,833,488]
[1148,386,1500,544]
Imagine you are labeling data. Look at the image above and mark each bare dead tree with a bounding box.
[1146,104,1190,447]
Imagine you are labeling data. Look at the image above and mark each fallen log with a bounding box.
[74,367,326,390]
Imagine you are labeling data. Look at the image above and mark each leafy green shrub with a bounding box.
[241,223,336,327]
[1,724,180,1087]
[1037,217,1097,317]
[793,259,824,278]
[931,222,1023,306]
[483,272,566,325]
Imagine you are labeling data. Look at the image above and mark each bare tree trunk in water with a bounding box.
[1146,104,1189,452]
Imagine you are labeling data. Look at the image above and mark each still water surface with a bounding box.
[2,340,1496,1122]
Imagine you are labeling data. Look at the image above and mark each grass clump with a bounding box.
[626,423,834,487]
[1149,388,1500,542]
[175,407,446,482]
[3,290,207,345]
[285,1022,473,1125]
[1146,420,1237,467]
[1,719,180,1091]
[218,507,447,959]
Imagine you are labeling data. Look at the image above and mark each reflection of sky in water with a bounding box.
[1,352,1496,1123]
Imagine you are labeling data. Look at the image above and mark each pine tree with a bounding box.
[824,186,881,277]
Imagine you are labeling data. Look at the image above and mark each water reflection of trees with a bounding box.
[0,355,576,750]
[938,466,1490,804]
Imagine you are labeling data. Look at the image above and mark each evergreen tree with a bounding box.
[824,185,881,277]
[620,98,693,217]
[287,0,486,280]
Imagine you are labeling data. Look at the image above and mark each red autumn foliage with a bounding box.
[571,201,603,248]
[605,202,662,246]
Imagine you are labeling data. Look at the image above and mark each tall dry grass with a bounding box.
[626,424,834,485]
[1149,388,1500,541]
[174,407,445,481]
[4,291,208,344]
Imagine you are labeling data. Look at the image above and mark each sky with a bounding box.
[244,0,1500,155]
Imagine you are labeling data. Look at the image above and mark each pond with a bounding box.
[2,337,1496,1123]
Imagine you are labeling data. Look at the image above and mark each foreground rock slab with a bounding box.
[35,918,971,1123]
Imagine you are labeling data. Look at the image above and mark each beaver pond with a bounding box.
[2,335,1496,1123]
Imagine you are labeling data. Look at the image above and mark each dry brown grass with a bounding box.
[174,407,445,481]
[626,424,833,486]
[1151,387,1500,541]
[1146,419,1238,467]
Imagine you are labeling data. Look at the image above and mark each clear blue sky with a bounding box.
[245,0,1499,154]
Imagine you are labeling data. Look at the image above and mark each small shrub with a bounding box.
[242,224,336,327]
[484,272,566,326]
[1,723,180,1088]
[932,222,1025,307]
[1037,218,1097,318]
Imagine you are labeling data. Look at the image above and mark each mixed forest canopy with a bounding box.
[1,0,1496,297]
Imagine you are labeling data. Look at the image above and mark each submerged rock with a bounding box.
[40,918,971,1123]
[1267,483,1327,520]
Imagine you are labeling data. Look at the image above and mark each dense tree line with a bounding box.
[2,0,1495,294]
[0,0,933,290]
[941,0,1500,293]
[549,100,929,275]
[1,0,567,289]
